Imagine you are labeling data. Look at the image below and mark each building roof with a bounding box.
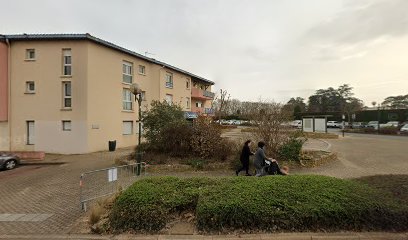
[0,33,214,85]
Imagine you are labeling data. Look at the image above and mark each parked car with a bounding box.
[327,121,341,128]
[400,124,408,133]
[367,121,379,129]
[351,122,366,129]
[380,121,399,128]
[290,120,302,129]
[0,153,20,170]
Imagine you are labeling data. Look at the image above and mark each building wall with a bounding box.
[85,43,195,152]
[8,41,89,153]
[0,122,9,151]
[0,41,8,121]
[156,66,192,110]
[5,39,213,153]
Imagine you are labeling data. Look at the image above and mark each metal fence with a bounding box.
[79,162,146,211]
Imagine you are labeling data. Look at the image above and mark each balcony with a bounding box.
[191,87,215,100]
[191,106,215,116]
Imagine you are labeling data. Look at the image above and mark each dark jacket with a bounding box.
[240,145,253,162]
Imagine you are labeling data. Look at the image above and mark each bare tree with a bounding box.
[212,89,230,119]
[248,100,293,158]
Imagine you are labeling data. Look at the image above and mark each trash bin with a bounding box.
[108,140,116,152]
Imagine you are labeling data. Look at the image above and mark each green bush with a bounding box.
[277,137,305,161]
[109,176,408,233]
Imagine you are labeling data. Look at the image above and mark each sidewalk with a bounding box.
[1,232,407,240]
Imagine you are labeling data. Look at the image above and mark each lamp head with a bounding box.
[130,83,142,95]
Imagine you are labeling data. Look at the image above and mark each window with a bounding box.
[123,121,133,135]
[62,82,72,108]
[165,72,173,88]
[62,120,71,131]
[141,91,146,101]
[186,97,190,109]
[25,81,35,93]
[165,94,173,105]
[139,65,146,75]
[123,89,133,110]
[122,61,133,84]
[26,49,35,60]
[196,101,203,108]
[186,79,190,89]
[27,121,35,145]
[62,49,72,76]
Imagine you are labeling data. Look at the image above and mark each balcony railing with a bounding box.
[191,87,214,100]
[204,108,214,114]
[191,106,215,116]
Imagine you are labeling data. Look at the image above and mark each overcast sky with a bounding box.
[1,0,408,106]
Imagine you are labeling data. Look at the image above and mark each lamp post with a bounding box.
[377,103,381,134]
[130,83,143,175]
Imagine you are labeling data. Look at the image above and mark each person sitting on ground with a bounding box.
[254,141,275,177]
[236,140,254,176]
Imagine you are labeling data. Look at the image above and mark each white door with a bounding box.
[27,121,35,145]
[165,94,173,105]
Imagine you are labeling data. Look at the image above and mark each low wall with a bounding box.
[2,151,45,160]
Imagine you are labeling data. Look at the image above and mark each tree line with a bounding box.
[212,84,408,121]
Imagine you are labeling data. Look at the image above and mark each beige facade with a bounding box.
[0,34,214,154]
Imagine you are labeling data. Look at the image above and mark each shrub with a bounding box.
[142,101,189,151]
[277,136,305,161]
[188,116,237,161]
[109,176,408,233]
[379,126,399,135]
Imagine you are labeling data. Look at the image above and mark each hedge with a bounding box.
[109,176,408,233]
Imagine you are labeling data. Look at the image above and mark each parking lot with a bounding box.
[0,149,132,234]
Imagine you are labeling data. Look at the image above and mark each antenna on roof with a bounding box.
[145,51,156,58]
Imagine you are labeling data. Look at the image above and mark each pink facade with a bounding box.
[0,41,8,121]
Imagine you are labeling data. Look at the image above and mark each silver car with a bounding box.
[0,153,20,170]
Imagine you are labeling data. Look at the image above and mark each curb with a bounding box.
[1,232,408,240]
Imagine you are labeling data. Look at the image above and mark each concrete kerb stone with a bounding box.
[1,233,408,240]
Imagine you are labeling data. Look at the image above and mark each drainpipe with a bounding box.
[6,38,11,151]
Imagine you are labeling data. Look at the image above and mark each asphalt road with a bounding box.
[297,132,408,178]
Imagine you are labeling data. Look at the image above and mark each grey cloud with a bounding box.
[307,0,408,44]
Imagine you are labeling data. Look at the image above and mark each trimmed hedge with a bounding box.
[109,176,408,233]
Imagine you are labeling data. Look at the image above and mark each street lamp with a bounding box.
[130,83,143,175]
[377,103,381,133]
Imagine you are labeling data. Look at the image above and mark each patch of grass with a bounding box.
[109,176,408,233]
[354,174,408,205]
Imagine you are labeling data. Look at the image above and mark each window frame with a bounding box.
[122,61,133,84]
[25,49,36,60]
[165,72,173,88]
[138,65,146,75]
[186,97,190,109]
[186,79,190,89]
[62,120,72,131]
[165,94,173,105]
[62,49,72,76]
[26,121,35,145]
[25,81,35,93]
[141,91,146,101]
[122,88,133,111]
[122,121,134,135]
[62,81,72,109]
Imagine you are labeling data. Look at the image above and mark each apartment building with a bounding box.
[0,34,214,154]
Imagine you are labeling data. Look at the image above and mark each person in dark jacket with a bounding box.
[236,140,254,176]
